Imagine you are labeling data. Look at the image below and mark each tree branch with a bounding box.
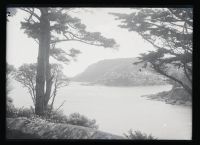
[168,21,192,30]
[50,38,103,47]
[183,63,192,83]
[54,100,66,113]
[20,8,40,21]
[168,8,192,27]
[151,62,192,95]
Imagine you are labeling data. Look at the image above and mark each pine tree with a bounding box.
[16,8,117,116]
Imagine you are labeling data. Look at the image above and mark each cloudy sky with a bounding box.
[7,8,155,77]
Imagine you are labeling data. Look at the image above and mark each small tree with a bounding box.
[14,63,68,112]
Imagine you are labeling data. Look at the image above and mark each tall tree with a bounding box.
[111,8,192,96]
[12,8,117,116]
[14,63,68,112]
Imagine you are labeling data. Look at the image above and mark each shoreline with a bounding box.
[141,90,192,106]
[72,81,171,88]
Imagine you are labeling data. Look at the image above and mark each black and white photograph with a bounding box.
[6,7,192,140]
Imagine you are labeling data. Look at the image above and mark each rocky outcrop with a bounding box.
[141,88,192,106]
[7,117,124,139]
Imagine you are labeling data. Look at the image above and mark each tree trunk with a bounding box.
[35,8,50,116]
[44,13,51,113]
[152,63,192,96]
[44,63,52,112]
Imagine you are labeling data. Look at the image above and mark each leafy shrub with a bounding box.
[45,110,68,124]
[7,97,35,118]
[67,113,98,129]
[45,111,98,129]
[15,107,34,118]
[7,103,18,118]
[7,96,18,118]
[124,129,157,140]
[7,106,34,118]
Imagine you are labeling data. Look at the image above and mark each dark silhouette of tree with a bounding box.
[11,8,118,116]
[111,8,192,96]
[14,63,68,112]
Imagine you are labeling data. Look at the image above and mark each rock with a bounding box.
[142,88,192,106]
[7,117,124,139]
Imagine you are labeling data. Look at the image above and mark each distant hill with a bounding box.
[72,58,168,86]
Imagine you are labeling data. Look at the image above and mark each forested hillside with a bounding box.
[72,58,168,86]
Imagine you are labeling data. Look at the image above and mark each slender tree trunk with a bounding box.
[35,8,50,116]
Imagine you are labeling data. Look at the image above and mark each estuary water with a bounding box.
[10,81,192,139]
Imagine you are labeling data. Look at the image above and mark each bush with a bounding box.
[7,103,18,118]
[7,97,35,118]
[7,106,34,118]
[124,129,157,140]
[7,96,18,118]
[45,111,98,129]
[16,107,34,118]
[67,113,98,129]
[45,110,68,124]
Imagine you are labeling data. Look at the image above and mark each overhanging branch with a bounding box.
[151,62,192,95]
[50,38,103,47]
[168,8,192,27]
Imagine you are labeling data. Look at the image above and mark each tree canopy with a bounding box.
[111,8,192,95]
[19,8,118,64]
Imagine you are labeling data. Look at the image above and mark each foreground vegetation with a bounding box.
[7,117,124,139]
[7,97,98,129]
[124,129,157,140]
[7,96,156,139]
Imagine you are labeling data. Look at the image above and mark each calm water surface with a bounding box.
[10,81,192,139]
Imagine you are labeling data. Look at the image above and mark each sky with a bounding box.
[7,8,155,77]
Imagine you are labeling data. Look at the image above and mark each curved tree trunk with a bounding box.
[151,63,192,96]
